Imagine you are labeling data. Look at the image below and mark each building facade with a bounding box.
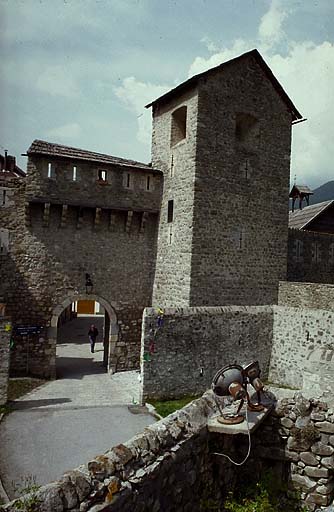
[1,49,308,378]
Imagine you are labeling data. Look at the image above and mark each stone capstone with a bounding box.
[321,455,334,469]
[59,475,78,509]
[316,481,334,495]
[304,467,329,478]
[280,417,294,429]
[306,492,331,506]
[315,422,334,434]
[300,452,318,466]
[291,474,317,492]
[311,442,334,456]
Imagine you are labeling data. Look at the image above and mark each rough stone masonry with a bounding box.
[0,48,308,379]
[0,317,11,406]
[2,391,333,511]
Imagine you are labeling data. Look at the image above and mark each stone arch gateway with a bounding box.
[49,294,119,377]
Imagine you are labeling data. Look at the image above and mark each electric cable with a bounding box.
[212,405,252,466]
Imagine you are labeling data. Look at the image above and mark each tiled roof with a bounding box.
[145,49,302,122]
[289,200,334,229]
[289,185,313,196]
[27,140,161,173]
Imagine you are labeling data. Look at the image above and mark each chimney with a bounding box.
[6,155,16,173]
[2,150,8,172]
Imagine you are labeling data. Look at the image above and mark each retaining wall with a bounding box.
[140,306,273,402]
[141,305,334,404]
[278,281,334,312]
[269,306,334,398]
[0,317,11,406]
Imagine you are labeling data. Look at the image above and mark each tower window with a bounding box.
[47,162,55,179]
[235,113,258,143]
[73,166,77,181]
[295,240,303,263]
[312,242,321,264]
[98,170,107,181]
[167,200,174,223]
[171,106,187,146]
[146,176,150,191]
[170,154,174,178]
[329,243,334,265]
[127,173,131,188]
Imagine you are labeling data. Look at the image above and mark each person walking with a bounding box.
[88,324,99,353]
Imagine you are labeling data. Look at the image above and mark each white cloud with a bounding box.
[108,0,333,187]
[46,123,81,140]
[115,77,170,145]
[189,39,251,77]
[258,0,288,47]
[185,3,334,187]
[36,66,80,98]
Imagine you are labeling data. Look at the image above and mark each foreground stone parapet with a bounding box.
[1,391,333,511]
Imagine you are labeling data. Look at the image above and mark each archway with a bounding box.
[48,294,118,378]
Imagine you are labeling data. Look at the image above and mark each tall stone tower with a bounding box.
[146,49,302,307]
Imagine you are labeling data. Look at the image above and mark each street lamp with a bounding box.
[85,273,93,294]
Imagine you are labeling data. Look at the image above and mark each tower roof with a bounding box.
[145,49,302,122]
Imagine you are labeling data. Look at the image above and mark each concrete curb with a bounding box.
[0,411,10,504]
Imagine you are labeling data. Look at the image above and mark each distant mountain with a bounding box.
[309,181,334,205]
[289,181,334,210]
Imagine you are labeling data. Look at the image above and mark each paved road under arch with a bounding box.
[0,316,155,500]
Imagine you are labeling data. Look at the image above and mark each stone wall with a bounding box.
[151,52,293,309]
[140,306,273,402]
[251,392,334,510]
[151,87,199,306]
[141,305,334,404]
[191,52,292,307]
[0,172,159,378]
[288,229,334,285]
[269,306,334,399]
[2,392,333,511]
[278,281,334,312]
[25,156,162,213]
[0,317,11,406]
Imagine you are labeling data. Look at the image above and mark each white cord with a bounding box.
[212,406,252,466]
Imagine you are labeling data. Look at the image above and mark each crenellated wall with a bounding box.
[25,156,162,212]
[0,171,159,378]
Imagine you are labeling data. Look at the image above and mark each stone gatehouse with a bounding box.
[0,48,319,379]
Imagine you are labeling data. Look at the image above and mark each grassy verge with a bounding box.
[149,396,198,417]
[7,378,47,402]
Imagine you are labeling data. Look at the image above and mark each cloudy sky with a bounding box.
[0,0,333,188]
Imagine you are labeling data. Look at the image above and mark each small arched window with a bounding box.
[235,113,258,143]
[171,106,187,146]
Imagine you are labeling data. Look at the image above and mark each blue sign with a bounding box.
[15,325,43,336]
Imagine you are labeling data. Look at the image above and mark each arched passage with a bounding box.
[48,294,118,378]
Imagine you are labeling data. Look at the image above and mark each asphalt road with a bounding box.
[0,316,155,500]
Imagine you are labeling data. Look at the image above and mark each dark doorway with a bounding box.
[56,300,110,379]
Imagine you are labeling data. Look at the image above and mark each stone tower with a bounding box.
[147,49,302,307]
